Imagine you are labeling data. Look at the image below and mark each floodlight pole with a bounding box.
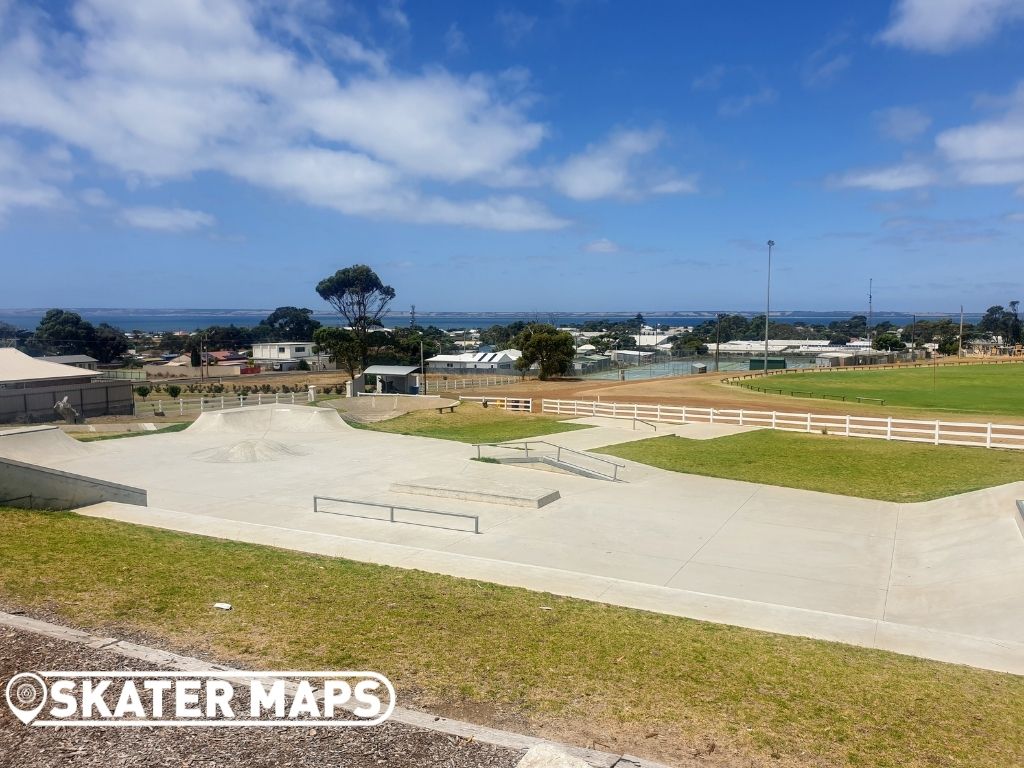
[763,240,774,375]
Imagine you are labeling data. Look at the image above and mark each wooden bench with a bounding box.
[437,403,459,414]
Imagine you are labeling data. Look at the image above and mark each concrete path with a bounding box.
[5,405,1024,674]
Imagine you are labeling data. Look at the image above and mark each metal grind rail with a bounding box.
[313,495,480,534]
[473,441,625,481]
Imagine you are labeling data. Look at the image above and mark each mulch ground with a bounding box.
[0,624,520,768]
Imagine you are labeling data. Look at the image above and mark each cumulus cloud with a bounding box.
[691,65,727,91]
[874,106,932,142]
[831,164,938,191]
[801,35,852,89]
[0,0,586,231]
[496,9,537,46]
[0,138,68,222]
[718,87,778,117]
[583,238,619,253]
[118,206,215,232]
[878,0,1024,53]
[552,128,696,200]
[936,81,1024,186]
[444,22,467,55]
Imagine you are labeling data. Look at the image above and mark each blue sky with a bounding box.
[1,0,1023,313]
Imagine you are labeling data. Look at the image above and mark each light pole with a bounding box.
[763,240,774,375]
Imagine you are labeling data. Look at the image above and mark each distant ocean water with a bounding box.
[0,309,982,333]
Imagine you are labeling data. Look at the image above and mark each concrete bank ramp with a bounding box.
[186,405,351,434]
[0,425,91,466]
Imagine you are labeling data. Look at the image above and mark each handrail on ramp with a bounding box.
[313,495,480,534]
[472,440,625,481]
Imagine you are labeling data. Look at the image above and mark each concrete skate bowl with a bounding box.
[186,405,352,435]
[332,395,459,424]
[191,438,309,464]
[0,425,91,466]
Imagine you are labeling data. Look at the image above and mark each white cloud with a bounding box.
[445,22,467,55]
[878,0,1024,53]
[118,206,215,232]
[718,87,778,117]
[1004,211,1024,222]
[80,187,113,207]
[0,138,68,221]
[802,35,852,88]
[0,0,577,231]
[874,106,932,142]
[496,9,537,46]
[378,0,409,30]
[831,164,938,191]
[326,34,389,75]
[936,81,1024,185]
[691,65,726,91]
[584,238,619,253]
[552,128,696,200]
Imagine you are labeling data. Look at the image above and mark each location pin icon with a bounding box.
[5,673,48,725]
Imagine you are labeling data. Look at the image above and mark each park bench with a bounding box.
[437,403,460,414]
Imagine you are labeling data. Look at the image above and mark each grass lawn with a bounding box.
[353,402,590,443]
[1,507,1022,767]
[72,422,190,442]
[759,363,1024,417]
[596,430,1024,502]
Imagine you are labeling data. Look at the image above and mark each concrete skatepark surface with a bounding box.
[3,404,1023,674]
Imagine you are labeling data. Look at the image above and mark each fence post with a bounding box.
[682,405,687,422]
[291,393,296,404]
[934,420,940,445]
[987,423,993,449]
[179,399,184,416]
[158,400,162,413]
[739,409,744,426]
[845,414,850,436]
[710,408,715,424]
[771,411,777,429]
[258,393,262,405]
[886,417,892,440]
[221,396,225,410]
[806,413,811,433]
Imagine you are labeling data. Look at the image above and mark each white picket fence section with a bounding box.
[424,375,522,393]
[458,396,533,412]
[541,398,1024,451]
[143,392,299,416]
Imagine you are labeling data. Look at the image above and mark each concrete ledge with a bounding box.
[391,477,560,508]
[0,455,147,509]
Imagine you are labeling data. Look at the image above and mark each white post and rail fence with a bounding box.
[540,398,1024,451]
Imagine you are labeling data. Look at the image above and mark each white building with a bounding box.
[251,342,332,371]
[426,349,522,373]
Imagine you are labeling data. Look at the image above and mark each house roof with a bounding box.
[0,348,96,384]
[363,365,421,376]
[426,349,522,363]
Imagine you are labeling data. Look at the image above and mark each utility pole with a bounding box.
[763,240,774,375]
[715,313,722,372]
[868,278,873,349]
[912,314,917,360]
[958,305,964,358]
[419,340,425,395]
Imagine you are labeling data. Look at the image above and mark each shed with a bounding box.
[361,365,422,395]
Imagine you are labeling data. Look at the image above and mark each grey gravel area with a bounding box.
[0,626,521,768]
